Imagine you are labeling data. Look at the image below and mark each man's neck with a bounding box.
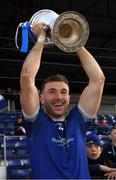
[52,117,65,122]
[48,113,65,121]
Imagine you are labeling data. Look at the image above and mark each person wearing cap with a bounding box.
[13,114,26,136]
[86,132,116,179]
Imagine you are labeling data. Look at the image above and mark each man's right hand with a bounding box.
[31,22,47,37]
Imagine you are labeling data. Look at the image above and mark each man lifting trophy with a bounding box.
[19,8,105,180]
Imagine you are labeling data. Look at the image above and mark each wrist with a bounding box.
[37,35,46,44]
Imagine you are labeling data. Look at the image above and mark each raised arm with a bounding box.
[20,23,46,117]
[77,47,105,117]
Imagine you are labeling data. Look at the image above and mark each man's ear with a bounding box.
[40,94,44,105]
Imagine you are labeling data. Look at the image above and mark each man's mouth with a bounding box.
[53,102,64,107]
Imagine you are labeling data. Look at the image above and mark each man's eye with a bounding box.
[61,91,67,95]
[50,91,56,94]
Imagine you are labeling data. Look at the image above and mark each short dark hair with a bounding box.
[40,74,69,92]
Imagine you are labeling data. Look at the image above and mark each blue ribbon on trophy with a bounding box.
[15,21,31,52]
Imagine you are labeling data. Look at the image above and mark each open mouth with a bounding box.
[53,102,64,108]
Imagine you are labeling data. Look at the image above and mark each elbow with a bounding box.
[94,73,105,93]
[94,70,105,86]
[99,72,105,86]
[91,72,105,88]
[20,71,29,83]
[20,70,34,86]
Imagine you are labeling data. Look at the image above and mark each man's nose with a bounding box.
[56,92,62,98]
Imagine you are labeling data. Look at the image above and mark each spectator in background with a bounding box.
[102,126,116,168]
[13,114,26,136]
[108,113,116,125]
[99,113,107,127]
[86,132,116,179]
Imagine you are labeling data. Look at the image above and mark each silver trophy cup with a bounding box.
[29,9,89,52]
